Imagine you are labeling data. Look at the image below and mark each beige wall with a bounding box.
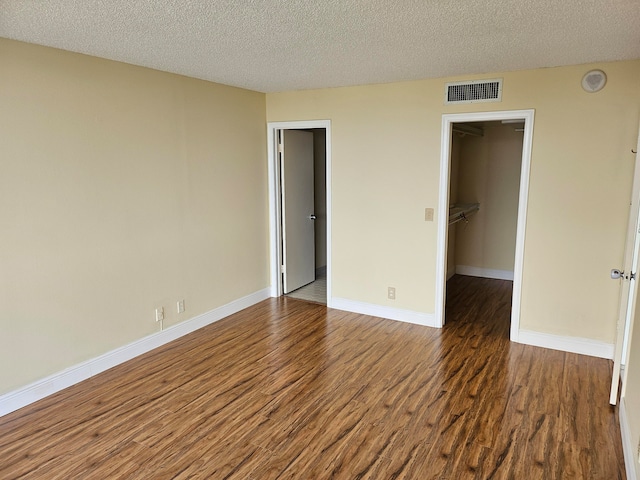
[267,60,640,342]
[454,123,523,272]
[0,39,269,394]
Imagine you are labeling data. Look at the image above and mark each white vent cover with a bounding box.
[445,79,503,104]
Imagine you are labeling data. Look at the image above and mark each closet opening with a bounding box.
[445,120,523,333]
[435,110,535,341]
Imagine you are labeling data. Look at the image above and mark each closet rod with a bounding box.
[452,124,483,137]
[449,203,480,226]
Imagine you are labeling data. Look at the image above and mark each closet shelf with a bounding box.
[449,203,480,226]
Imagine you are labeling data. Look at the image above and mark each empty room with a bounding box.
[1,1,640,478]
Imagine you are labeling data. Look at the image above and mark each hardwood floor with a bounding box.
[0,276,625,479]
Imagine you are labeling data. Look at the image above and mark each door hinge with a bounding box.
[280,264,286,274]
[277,142,283,153]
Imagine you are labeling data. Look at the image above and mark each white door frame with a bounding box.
[435,109,535,341]
[267,120,332,306]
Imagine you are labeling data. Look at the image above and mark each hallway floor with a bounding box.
[285,271,327,304]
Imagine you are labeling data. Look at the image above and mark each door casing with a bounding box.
[267,120,332,305]
[435,109,535,341]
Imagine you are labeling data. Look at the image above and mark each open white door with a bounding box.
[280,130,315,294]
[610,131,640,405]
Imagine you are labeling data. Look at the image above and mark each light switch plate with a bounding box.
[425,208,434,221]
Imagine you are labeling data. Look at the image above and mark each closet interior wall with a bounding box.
[447,135,462,280]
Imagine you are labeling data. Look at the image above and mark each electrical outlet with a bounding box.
[155,307,164,322]
[388,287,396,300]
[177,299,185,314]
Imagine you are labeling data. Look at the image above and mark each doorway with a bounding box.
[444,120,524,331]
[267,120,332,306]
[435,110,535,341]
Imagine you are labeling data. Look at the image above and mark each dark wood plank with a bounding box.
[0,275,626,479]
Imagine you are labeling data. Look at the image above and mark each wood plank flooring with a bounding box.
[0,275,625,479]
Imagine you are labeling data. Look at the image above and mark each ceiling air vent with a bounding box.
[445,79,503,104]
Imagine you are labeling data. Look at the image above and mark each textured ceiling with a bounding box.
[1,0,639,93]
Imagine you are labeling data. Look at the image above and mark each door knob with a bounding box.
[309,214,317,220]
[611,269,624,280]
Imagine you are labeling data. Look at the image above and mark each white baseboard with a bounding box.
[0,287,271,418]
[620,398,639,480]
[517,329,614,359]
[456,265,514,281]
[331,297,437,328]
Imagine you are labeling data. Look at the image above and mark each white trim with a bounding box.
[436,109,535,344]
[0,288,270,417]
[455,265,514,281]
[620,398,639,480]
[332,297,437,327]
[518,329,614,359]
[267,120,332,306]
[267,126,280,298]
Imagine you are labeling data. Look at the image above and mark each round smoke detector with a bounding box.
[582,70,607,93]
